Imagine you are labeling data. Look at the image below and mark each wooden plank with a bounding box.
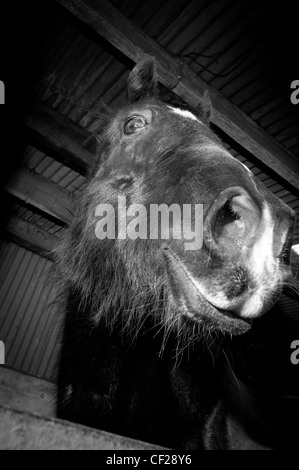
[0,404,166,450]
[0,369,165,449]
[25,101,98,176]
[0,367,56,417]
[3,216,58,259]
[56,0,299,193]
[4,168,75,224]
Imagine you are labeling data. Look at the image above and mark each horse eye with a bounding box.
[124,116,146,135]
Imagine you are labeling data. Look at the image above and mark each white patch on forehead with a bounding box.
[167,106,199,122]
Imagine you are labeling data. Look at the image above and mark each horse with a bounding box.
[53,59,296,449]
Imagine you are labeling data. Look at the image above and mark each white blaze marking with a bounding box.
[234,203,276,318]
[239,161,253,174]
[249,203,274,281]
[167,106,199,121]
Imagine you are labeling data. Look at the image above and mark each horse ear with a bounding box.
[127,58,158,103]
[196,90,212,123]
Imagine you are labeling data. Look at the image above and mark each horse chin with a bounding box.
[163,246,252,336]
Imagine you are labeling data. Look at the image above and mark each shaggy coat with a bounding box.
[54,59,298,449]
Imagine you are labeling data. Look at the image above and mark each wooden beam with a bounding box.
[0,368,166,450]
[25,101,98,176]
[0,367,56,417]
[3,216,58,258]
[56,0,299,193]
[4,168,75,224]
[0,404,166,450]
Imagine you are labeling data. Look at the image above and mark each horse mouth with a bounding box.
[163,247,252,335]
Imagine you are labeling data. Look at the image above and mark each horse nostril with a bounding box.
[214,200,245,246]
[204,187,260,259]
[225,267,248,299]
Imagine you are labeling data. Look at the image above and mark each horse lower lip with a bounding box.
[213,305,251,324]
[163,247,251,335]
[188,292,252,335]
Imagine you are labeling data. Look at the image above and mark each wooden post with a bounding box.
[0,404,166,450]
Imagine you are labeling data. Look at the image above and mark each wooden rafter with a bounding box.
[25,101,98,176]
[3,216,59,259]
[4,168,75,224]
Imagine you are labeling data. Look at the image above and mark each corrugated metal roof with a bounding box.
[23,146,86,194]
[6,196,64,236]
[0,241,61,381]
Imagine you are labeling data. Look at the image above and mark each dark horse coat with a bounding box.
[54,59,298,449]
